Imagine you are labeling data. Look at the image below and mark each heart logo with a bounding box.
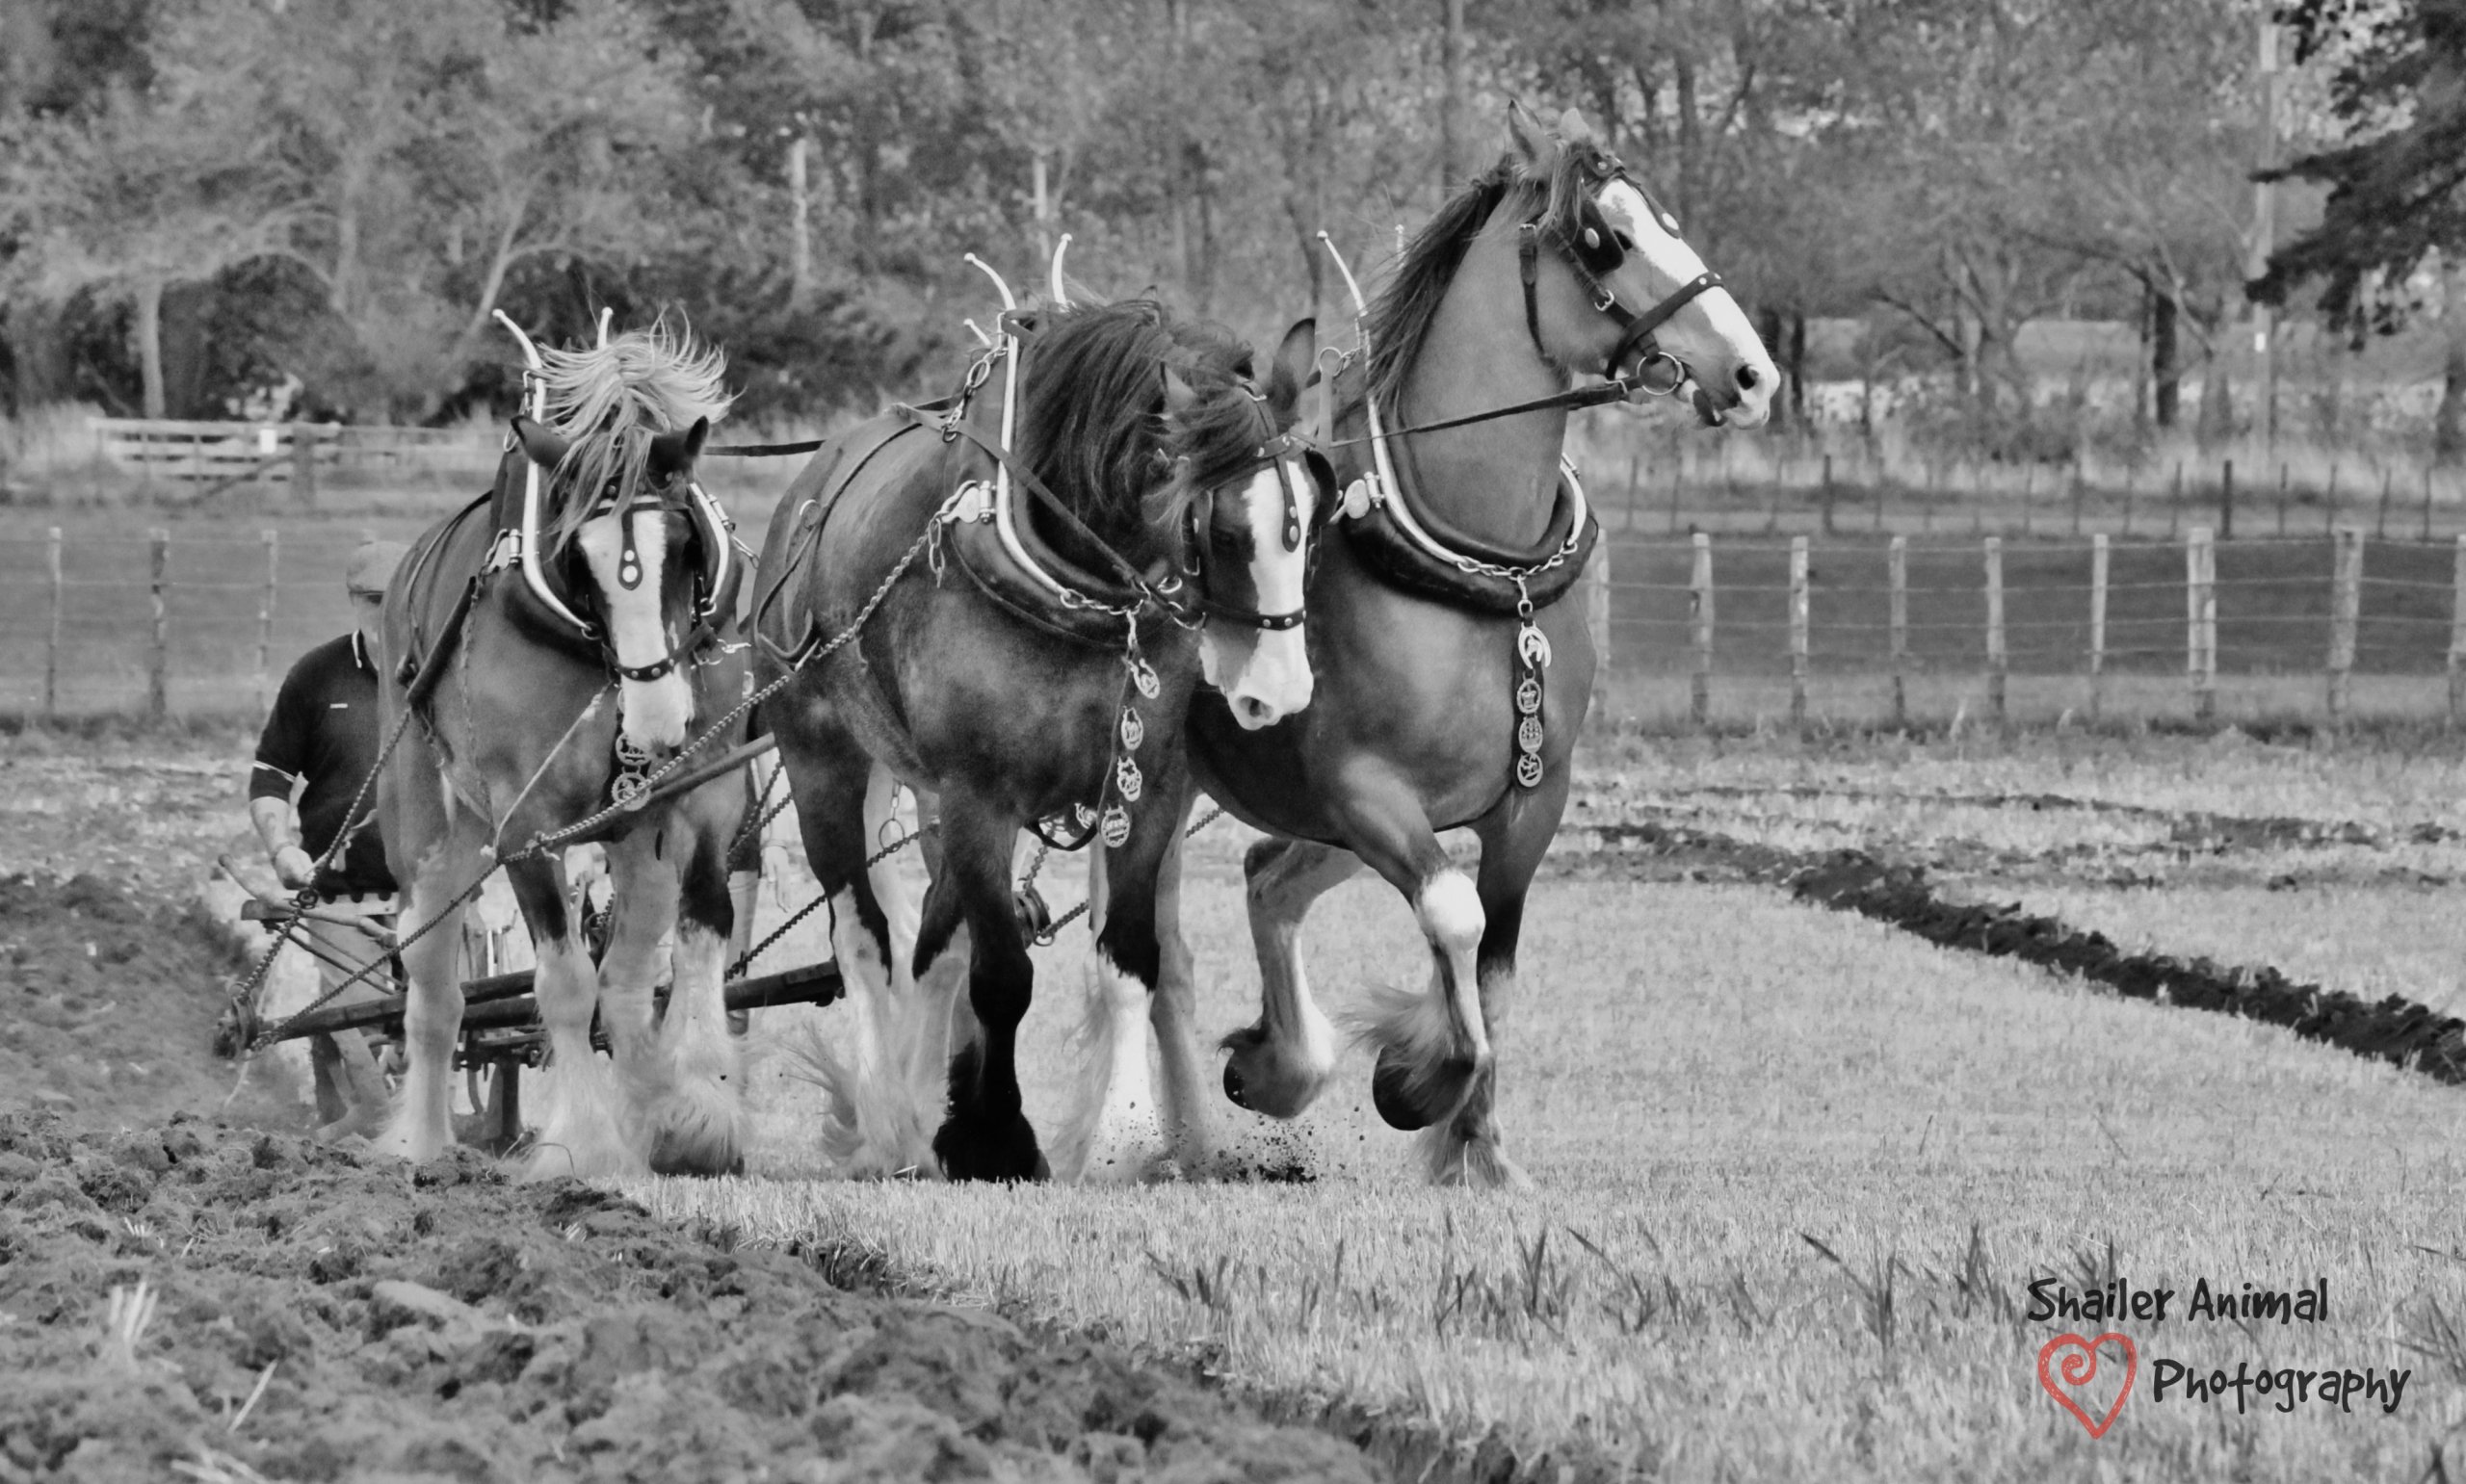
[2038,1332,2136,1439]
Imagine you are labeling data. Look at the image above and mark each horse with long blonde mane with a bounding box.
[371,319,753,1177]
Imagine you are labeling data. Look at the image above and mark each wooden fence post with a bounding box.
[2329,525,2362,725]
[44,528,62,721]
[1889,534,1909,728]
[1984,536,2007,724]
[147,528,170,721]
[1690,533,1714,728]
[1585,542,1612,676]
[2451,534,2466,728]
[1789,534,1810,729]
[2188,526,2217,723]
[2089,533,2110,724]
[256,530,279,721]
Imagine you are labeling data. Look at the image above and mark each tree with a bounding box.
[2257,0,2466,457]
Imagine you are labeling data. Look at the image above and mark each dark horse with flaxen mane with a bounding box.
[1101,102,1779,1187]
[374,321,753,1179]
[751,295,1326,1182]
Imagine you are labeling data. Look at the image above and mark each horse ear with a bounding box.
[512,415,568,469]
[646,417,709,482]
[1506,98,1557,170]
[1558,108,1597,145]
[1269,318,1315,413]
[1159,365,1200,423]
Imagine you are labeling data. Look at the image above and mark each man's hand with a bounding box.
[273,845,317,890]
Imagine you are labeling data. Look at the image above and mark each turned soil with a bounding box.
[0,869,1383,1483]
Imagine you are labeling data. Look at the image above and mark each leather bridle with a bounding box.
[1181,426,1332,634]
[1516,158,1722,389]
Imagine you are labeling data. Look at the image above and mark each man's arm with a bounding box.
[248,795,316,889]
[249,659,316,889]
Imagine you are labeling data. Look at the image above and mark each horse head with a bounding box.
[509,334,735,758]
[1161,317,1328,729]
[1499,99,1775,428]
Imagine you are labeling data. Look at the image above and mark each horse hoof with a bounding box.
[648,1135,745,1178]
[932,1113,1046,1183]
[1371,1048,1476,1132]
[1222,1060,1251,1110]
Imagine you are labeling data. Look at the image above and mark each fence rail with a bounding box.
[8,524,2466,728]
[89,418,497,500]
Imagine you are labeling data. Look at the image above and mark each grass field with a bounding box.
[592,732,2466,1482]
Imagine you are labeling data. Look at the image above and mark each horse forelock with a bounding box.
[533,322,731,552]
[1362,138,1602,414]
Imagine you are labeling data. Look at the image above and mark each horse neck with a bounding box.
[1385,213,1571,549]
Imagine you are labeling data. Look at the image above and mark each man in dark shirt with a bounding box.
[249,539,407,1135]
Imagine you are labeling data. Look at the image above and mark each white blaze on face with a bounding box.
[1196,457,1317,729]
[575,507,692,751]
[1594,179,1776,428]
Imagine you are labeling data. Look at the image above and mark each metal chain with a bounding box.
[1030,804,1225,946]
[729,820,935,976]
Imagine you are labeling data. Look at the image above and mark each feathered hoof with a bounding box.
[932,1109,1048,1183]
[645,1097,747,1178]
[515,1119,645,1182]
[1371,1046,1477,1132]
[1424,1129,1535,1191]
[1219,1024,1329,1120]
[369,1106,455,1164]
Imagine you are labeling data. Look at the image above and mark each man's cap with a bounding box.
[345,539,409,598]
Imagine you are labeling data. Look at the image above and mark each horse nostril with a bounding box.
[1738,365,1761,390]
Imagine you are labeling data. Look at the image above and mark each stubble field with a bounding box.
[6,723,2466,1480]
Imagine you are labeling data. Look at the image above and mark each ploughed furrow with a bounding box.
[1790,851,2466,1087]
[1565,820,2466,1089]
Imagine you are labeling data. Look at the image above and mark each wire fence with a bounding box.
[1583,527,2466,730]
[6,521,2463,731]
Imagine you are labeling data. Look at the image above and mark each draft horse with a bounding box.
[751,296,1325,1182]
[1139,102,1779,1186]
[374,320,752,1178]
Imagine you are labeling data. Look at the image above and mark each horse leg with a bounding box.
[1416,788,1563,1191]
[1219,837,1361,1119]
[1334,772,1489,1140]
[637,791,748,1176]
[372,768,486,1164]
[925,794,1043,1182]
[1050,779,1175,1182]
[1146,783,1219,1174]
[506,852,642,1180]
[776,732,933,1177]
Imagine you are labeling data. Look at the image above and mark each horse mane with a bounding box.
[1361,136,1612,413]
[1010,299,1272,550]
[535,320,732,548]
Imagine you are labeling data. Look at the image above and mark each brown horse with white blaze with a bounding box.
[751,297,1325,1183]
[1143,102,1777,1186]
[373,323,751,1178]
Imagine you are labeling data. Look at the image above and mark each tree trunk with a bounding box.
[132,276,167,420]
[1756,306,1785,429]
[2438,315,2466,465]
[1,299,73,414]
[2195,351,2233,450]
[1439,0,1465,188]
[1787,311,1807,424]
[2152,284,2180,429]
